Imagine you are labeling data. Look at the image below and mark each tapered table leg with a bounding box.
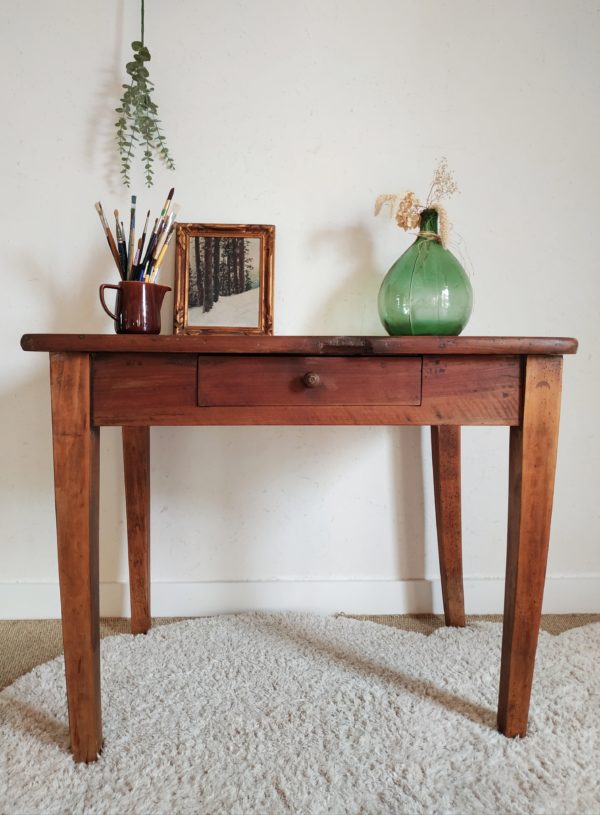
[50,352,102,763]
[431,425,465,627]
[123,427,151,634]
[498,355,563,737]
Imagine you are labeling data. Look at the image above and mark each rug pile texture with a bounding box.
[1,613,599,814]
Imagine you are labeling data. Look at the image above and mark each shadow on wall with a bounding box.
[85,0,126,193]
[1,248,127,586]
[391,425,428,603]
[5,226,430,612]
[304,223,383,336]
[149,424,428,595]
[142,221,429,604]
[303,220,429,601]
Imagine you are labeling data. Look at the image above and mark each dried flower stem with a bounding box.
[426,157,458,206]
[374,158,458,249]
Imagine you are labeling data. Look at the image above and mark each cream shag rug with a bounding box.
[1,614,599,815]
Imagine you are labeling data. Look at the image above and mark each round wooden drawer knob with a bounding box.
[302,372,321,388]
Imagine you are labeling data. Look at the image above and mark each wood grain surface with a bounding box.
[21,334,578,356]
[49,352,102,762]
[197,355,422,406]
[497,355,563,737]
[431,426,465,627]
[122,427,151,635]
[92,354,521,426]
[30,338,576,760]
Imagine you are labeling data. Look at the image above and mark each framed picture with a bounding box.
[174,223,275,334]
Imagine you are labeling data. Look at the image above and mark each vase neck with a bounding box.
[419,208,439,236]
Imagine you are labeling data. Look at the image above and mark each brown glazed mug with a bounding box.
[99,281,171,334]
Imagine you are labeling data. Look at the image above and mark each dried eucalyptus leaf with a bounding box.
[115,36,175,188]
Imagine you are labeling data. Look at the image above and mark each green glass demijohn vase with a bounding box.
[378,208,472,335]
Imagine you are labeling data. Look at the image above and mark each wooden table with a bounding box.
[21,334,577,762]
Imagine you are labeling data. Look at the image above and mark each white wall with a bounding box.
[1,0,598,617]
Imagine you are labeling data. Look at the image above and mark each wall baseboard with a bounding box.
[0,577,598,618]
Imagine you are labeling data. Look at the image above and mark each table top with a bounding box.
[20,334,578,356]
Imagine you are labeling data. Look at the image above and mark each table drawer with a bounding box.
[197,355,422,407]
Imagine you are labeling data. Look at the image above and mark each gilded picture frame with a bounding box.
[174,223,275,335]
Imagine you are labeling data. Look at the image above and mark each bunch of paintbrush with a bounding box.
[94,188,177,284]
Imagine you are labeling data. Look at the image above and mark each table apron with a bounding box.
[90,352,522,426]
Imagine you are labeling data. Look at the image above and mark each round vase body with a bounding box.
[378,210,473,336]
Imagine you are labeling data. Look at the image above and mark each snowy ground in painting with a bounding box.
[188,287,259,328]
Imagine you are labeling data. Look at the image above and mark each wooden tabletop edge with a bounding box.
[20,334,579,355]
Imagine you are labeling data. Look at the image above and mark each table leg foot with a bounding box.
[497,356,562,737]
[123,426,151,635]
[431,425,465,627]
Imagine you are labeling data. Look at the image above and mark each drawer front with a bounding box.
[198,355,422,407]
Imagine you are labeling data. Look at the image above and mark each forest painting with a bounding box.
[174,223,274,335]
[187,236,260,327]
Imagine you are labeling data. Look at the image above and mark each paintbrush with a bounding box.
[127,194,136,279]
[140,217,159,278]
[133,209,151,274]
[147,203,180,280]
[114,210,128,280]
[94,201,123,277]
[160,187,175,219]
[150,224,175,283]
[137,188,176,279]
[152,212,175,261]
[146,187,174,264]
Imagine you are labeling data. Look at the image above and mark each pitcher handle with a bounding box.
[99,284,119,321]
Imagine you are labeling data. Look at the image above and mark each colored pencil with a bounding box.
[127,195,136,279]
[94,202,123,277]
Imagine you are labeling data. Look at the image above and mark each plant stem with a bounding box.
[124,123,138,173]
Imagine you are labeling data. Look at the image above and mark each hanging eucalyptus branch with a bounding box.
[115,0,175,187]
